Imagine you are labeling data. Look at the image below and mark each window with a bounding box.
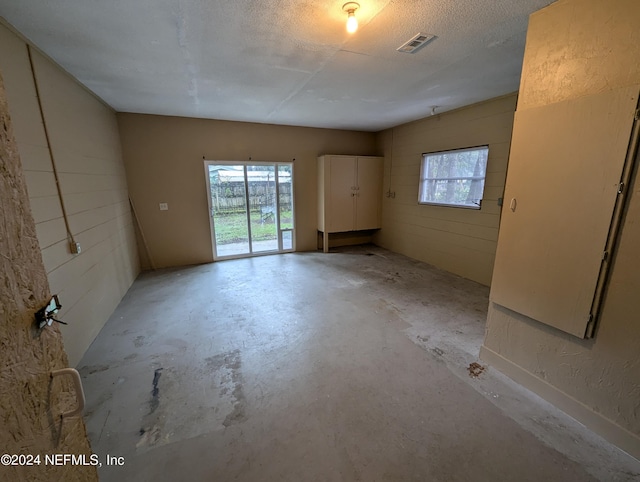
[418,146,489,209]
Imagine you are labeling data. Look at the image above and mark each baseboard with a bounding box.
[479,345,640,461]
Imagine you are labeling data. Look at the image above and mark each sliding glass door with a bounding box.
[205,161,295,260]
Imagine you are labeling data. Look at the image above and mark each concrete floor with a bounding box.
[78,246,640,481]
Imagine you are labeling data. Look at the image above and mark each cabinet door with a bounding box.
[328,156,356,232]
[490,85,639,338]
[355,157,383,230]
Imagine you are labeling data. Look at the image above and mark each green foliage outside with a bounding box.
[214,210,293,244]
[423,147,488,205]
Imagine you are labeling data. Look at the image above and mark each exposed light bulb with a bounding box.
[343,2,360,34]
[346,11,358,33]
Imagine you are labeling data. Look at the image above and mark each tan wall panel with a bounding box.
[482,0,640,457]
[34,218,67,249]
[64,189,129,215]
[40,241,73,274]
[118,113,376,269]
[391,210,499,240]
[58,172,126,194]
[54,223,135,314]
[484,171,506,188]
[374,94,517,286]
[82,219,132,267]
[61,263,130,364]
[22,170,58,198]
[29,195,63,223]
[55,265,98,320]
[491,86,638,337]
[33,54,124,160]
[0,26,47,151]
[68,203,123,235]
[420,206,498,227]
[518,0,640,111]
[484,143,511,173]
[401,223,498,255]
[51,149,122,176]
[481,186,504,202]
[0,22,139,366]
[15,142,51,172]
[46,222,136,300]
[397,231,495,285]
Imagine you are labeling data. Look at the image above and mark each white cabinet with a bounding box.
[317,155,384,252]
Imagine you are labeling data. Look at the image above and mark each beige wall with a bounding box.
[482,0,640,458]
[117,113,376,268]
[0,22,139,366]
[373,94,516,286]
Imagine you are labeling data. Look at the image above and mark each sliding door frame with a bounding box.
[204,160,295,261]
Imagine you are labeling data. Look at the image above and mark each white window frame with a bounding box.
[418,145,489,209]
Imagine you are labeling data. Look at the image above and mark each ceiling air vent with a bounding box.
[396,33,436,54]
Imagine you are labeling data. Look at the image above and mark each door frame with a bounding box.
[204,160,295,261]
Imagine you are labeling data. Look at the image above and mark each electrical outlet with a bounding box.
[159,203,169,211]
[70,241,81,254]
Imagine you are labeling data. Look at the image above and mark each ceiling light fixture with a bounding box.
[343,2,360,34]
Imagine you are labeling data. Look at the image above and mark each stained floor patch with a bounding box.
[149,367,163,414]
[137,367,165,451]
[205,350,247,427]
[468,362,486,378]
[81,364,110,375]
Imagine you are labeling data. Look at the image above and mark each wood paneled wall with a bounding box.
[0,22,139,365]
[0,68,97,482]
[374,94,517,286]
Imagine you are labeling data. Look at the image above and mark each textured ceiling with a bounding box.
[0,0,554,131]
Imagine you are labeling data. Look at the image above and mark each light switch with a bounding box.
[159,203,169,211]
